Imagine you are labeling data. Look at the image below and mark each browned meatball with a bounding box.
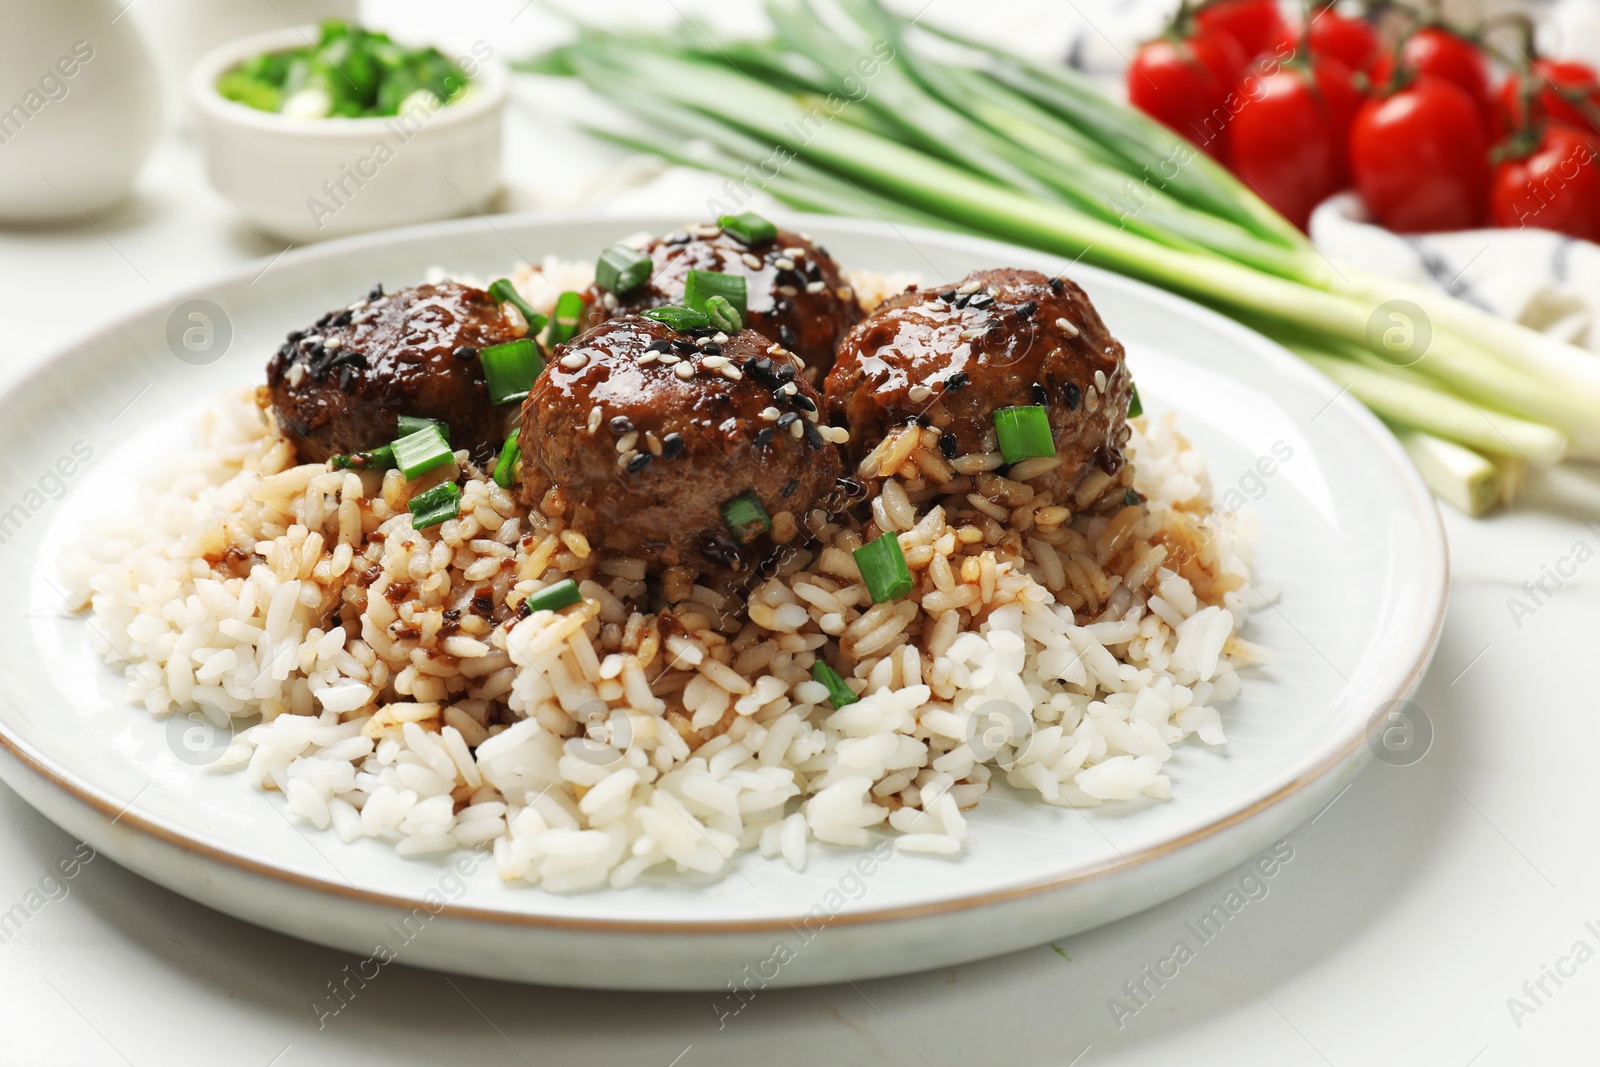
[582,223,862,381]
[825,268,1133,498]
[265,282,525,464]
[520,316,844,574]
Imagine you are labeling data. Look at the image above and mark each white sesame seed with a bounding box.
[784,246,807,259]
[1094,369,1108,392]
[713,332,729,344]
[638,352,659,365]
[674,362,694,379]
[780,382,798,396]
[1055,317,1081,337]
[559,353,588,370]
[959,328,986,341]
[659,353,681,365]
[777,285,798,297]
[646,432,662,456]
[617,449,637,470]
[690,223,721,238]
[821,425,850,444]
[789,420,805,438]
[805,280,826,294]
[720,365,743,381]
[286,364,306,387]
[774,256,796,271]
[347,299,369,312]
[323,337,343,351]
[302,335,323,346]
[908,385,932,403]
[587,406,602,433]
[767,343,784,355]
[761,406,781,421]
[702,355,730,370]
[615,431,638,454]
[695,335,712,348]
[805,406,819,422]
[602,292,618,310]
[957,280,982,295]
[741,252,763,270]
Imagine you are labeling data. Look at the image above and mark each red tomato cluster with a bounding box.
[1127,0,1600,242]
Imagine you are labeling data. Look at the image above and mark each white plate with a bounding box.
[0,213,1447,990]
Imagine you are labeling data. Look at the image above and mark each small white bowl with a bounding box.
[189,26,506,242]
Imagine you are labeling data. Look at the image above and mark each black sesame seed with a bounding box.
[286,330,305,345]
[338,366,354,392]
[661,432,685,459]
[969,294,994,309]
[755,427,776,448]
[691,326,718,339]
[332,309,353,327]
[1015,300,1038,319]
[806,262,823,282]
[939,432,958,458]
[746,357,779,388]
[626,452,652,473]
[803,421,824,450]
[665,230,691,245]
[672,339,697,354]
[453,345,478,361]
[954,293,971,309]
[1031,383,1048,405]
[945,371,969,391]
[367,284,384,301]
[939,289,957,303]
[776,412,799,429]
[778,324,798,349]
[775,268,804,287]
[702,342,722,357]
[1049,277,1065,294]
[277,342,294,361]
[315,311,335,329]
[774,362,796,383]
[791,393,816,413]
[610,415,635,435]
[645,338,673,353]
[1065,382,1082,410]
[327,351,368,372]
[914,414,932,428]
[781,479,798,497]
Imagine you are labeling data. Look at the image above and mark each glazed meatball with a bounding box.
[265,282,525,464]
[583,223,862,380]
[520,317,844,574]
[825,268,1133,498]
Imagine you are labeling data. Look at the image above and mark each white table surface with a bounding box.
[5,2,1600,1064]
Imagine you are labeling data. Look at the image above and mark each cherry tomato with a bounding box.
[1127,31,1249,159]
[1371,27,1494,129]
[1350,76,1491,232]
[1490,124,1600,243]
[1307,7,1380,75]
[1228,57,1362,230]
[1497,59,1600,138]
[1195,0,1292,62]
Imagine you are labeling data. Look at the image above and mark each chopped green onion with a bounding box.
[720,491,770,543]
[704,294,743,333]
[993,405,1057,464]
[546,291,586,347]
[854,531,912,603]
[596,244,652,294]
[519,578,581,615]
[397,414,446,439]
[812,661,858,709]
[331,444,393,470]
[493,429,521,489]
[480,339,543,405]
[1127,382,1143,419]
[641,305,711,331]
[391,424,454,479]
[489,279,549,334]
[407,481,460,529]
[683,269,747,320]
[718,212,777,245]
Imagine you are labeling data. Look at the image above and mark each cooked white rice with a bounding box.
[64,265,1264,892]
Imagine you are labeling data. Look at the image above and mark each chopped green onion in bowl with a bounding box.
[854,531,912,603]
[518,578,582,616]
[489,279,548,334]
[642,306,711,332]
[481,339,543,405]
[720,491,771,543]
[216,20,474,119]
[812,661,859,709]
[993,405,1057,464]
[493,430,521,490]
[596,244,652,295]
[391,423,454,479]
[718,212,778,245]
[684,270,748,322]
[407,480,461,529]
[546,291,587,347]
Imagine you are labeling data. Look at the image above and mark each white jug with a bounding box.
[0,0,164,223]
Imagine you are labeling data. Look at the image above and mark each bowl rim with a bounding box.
[0,210,1450,935]
[187,24,508,136]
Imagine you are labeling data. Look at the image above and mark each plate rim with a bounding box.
[0,208,1451,934]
